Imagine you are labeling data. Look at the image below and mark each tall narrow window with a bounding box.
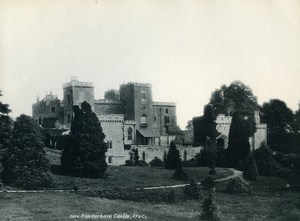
[128,127,133,141]
[51,107,56,113]
[108,156,113,164]
[141,88,146,99]
[165,108,169,114]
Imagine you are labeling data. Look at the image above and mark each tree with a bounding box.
[2,115,53,189]
[292,106,300,153]
[242,153,259,181]
[226,111,250,167]
[261,99,295,153]
[209,81,258,137]
[0,90,12,152]
[165,141,182,170]
[61,101,107,178]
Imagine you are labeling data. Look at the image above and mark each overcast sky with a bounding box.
[0,0,300,128]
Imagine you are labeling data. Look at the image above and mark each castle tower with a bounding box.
[119,82,157,145]
[62,76,95,128]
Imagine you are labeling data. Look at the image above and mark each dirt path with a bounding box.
[143,168,242,190]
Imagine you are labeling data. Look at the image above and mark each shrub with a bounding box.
[183,178,201,200]
[149,157,164,167]
[201,177,215,190]
[165,141,182,170]
[125,160,135,166]
[200,190,219,221]
[182,158,196,167]
[243,154,259,181]
[254,142,281,176]
[225,177,251,194]
[137,160,149,167]
[196,148,217,167]
[173,166,189,181]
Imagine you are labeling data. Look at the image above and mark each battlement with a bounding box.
[95,99,123,104]
[153,101,176,107]
[97,114,124,122]
[63,77,94,88]
[125,120,136,125]
[120,82,152,88]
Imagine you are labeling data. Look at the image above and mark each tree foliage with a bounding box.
[2,115,53,189]
[0,90,12,152]
[226,111,250,167]
[193,104,218,146]
[209,81,258,137]
[242,153,259,181]
[61,101,107,178]
[165,141,182,170]
[261,99,295,153]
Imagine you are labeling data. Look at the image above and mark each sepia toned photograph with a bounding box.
[0,0,300,220]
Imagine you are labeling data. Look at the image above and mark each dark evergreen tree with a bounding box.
[2,115,53,189]
[200,190,219,221]
[163,150,167,167]
[261,99,295,153]
[183,178,201,200]
[172,165,189,181]
[61,101,107,178]
[134,148,139,166]
[243,153,259,181]
[165,141,182,170]
[226,111,250,167]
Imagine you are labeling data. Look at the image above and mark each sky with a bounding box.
[0,0,300,128]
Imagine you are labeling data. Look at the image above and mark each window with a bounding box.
[128,128,133,140]
[67,94,71,102]
[165,108,169,114]
[108,157,113,164]
[141,105,147,113]
[107,141,113,149]
[141,114,147,124]
[154,116,156,122]
[141,88,146,99]
[164,116,170,125]
[51,107,56,113]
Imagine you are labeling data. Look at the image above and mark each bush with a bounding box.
[173,166,189,181]
[200,190,219,221]
[183,178,201,200]
[243,154,258,181]
[182,158,196,167]
[125,160,135,166]
[137,160,149,167]
[149,157,164,167]
[254,142,281,176]
[225,177,251,194]
[165,141,182,170]
[196,148,217,167]
[201,177,215,190]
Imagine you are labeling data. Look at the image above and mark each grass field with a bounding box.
[1,166,300,221]
[52,166,232,190]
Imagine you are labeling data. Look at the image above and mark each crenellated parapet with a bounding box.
[95,99,123,104]
[120,82,152,88]
[97,114,124,122]
[153,101,176,107]
[63,77,94,88]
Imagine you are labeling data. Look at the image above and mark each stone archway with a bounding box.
[216,134,228,149]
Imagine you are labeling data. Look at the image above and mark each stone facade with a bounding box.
[32,77,182,165]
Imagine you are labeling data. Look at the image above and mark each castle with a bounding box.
[32,77,267,165]
[32,77,181,165]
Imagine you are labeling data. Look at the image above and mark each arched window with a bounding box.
[128,127,133,140]
[141,114,147,124]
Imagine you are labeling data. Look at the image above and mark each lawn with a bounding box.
[52,166,232,190]
[1,176,300,221]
